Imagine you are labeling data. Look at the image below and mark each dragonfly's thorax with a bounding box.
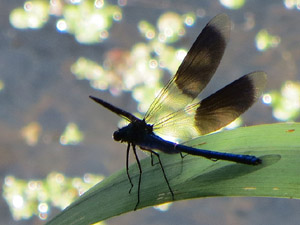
[113,119,153,144]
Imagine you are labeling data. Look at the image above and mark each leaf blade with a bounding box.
[46,123,300,225]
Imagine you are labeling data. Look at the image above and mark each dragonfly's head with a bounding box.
[113,129,124,142]
[113,119,153,143]
[113,123,137,143]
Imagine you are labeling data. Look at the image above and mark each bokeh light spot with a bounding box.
[220,0,245,9]
[157,12,184,43]
[284,0,300,10]
[38,203,49,213]
[263,93,272,104]
[24,1,33,12]
[265,81,300,121]
[21,122,42,146]
[149,59,158,69]
[94,0,104,8]
[13,195,24,209]
[60,123,84,146]
[113,11,122,21]
[56,19,67,32]
[183,13,196,26]
[255,29,281,51]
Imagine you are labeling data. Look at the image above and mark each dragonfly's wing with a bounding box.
[144,14,231,125]
[153,72,267,142]
[89,96,140,122]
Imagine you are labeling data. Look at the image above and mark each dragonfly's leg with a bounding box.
[178,152,185,174]
[151,152,154,166]
[179,152,188,158]
[151,151,174,201]
[180,152,184,158]
[150,152,159,166]
[132,145,142,211]
[126,143,134,193]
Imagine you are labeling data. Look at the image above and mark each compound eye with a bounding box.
[113,130,121,141]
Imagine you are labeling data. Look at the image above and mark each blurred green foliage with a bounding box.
[9,0,122,44]
[263,81,300,121]
[255,29,280,51]
[60,123,84,146]
[219,0,246,9]
[3,172,104,221]
[72,11,196,115]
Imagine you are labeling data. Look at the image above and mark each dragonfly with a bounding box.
[90,14,267,210]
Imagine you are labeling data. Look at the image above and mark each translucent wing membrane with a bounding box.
[153,72,267,141]
[144,14,231,125]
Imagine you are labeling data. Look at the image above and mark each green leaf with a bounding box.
[46,123,300,225]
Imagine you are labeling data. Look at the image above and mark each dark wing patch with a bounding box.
[175,14,230,98]
[144,14,231,126]
[194,71,267,135]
